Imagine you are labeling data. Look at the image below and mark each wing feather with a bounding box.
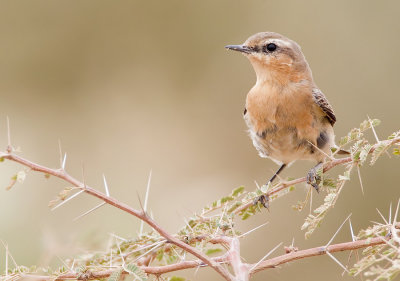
[312,88,336,126]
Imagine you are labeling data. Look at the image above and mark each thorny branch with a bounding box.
[0,151,232,281]
[13,236,391,280]
[233,136,400,215]
[1,121,400,280]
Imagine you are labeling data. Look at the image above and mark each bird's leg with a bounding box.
[254,164,286,209]
[307,162,323,192]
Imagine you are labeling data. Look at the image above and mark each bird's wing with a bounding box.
[312,88,336,126]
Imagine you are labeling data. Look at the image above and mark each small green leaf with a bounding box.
[231,186,245,197]
[168,277,186,281]
[124,263,147,281]
[227,201,242,214]
[206,248,223,256]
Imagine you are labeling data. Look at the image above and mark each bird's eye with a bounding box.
[265,43,277,52]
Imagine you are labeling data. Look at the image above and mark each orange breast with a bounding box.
[246,82,320,141]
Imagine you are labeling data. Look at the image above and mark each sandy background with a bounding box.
[0,1,399,280]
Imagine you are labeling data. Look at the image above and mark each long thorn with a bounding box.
[133,240,165,263]
[56,255,72,271]
[368,115,380,143]
[109,233,127,242]
[73,202,106,221]
[116,240,125,265]
[103,174,110,197]
[5,242,8,277]
[51,190,84,211]
[140,170,152,236]
[349,219,355,242]
[250,242,283,271]
[389,202,393,225]
[1,240,20,273]
[307,140,335,161]
[357,165,364,196]
[376,208,389,225]
[326,214,352,247]
[326,251,349,273]
[214,205,228,236]
[370,220,385,226]
[124,240,167,258]
[238,222,269,238]
[368,115,391,158]
[62,153,67,170]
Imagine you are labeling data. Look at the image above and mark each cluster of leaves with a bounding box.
[350,223,400,280]
[186,119,399,240]
[1,118,400,281]
[301,119,400,238]
[201,186,245,216]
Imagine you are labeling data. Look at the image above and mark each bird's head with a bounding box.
[226,32,311,84]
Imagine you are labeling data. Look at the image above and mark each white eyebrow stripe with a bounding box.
[267,38,292,48]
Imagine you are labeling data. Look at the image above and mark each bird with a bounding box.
[226,32,340,208]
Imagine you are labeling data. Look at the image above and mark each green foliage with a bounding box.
[301,120,400,238]
[2,118,400,280]
[350,223,400,280]
[168,277,186,281]
[338,119,380,147]
[202,186,245,215]
[205,248,223,256]
[124,263,147,281]
[108,268,123,281]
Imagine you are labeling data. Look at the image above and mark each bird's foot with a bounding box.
[253,194,269,210]
[307,163,323,192]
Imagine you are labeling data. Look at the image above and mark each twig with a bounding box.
[250,236,386,275]
[0,151,232,281]
[18,235,388,280]
[234,137,400,215]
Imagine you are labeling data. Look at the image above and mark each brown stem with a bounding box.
[234,137,400,215]
[19,236,386,280]
[0,152,232,281]
[250,236,385,275]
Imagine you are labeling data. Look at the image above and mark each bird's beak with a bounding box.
[225,44,253,54]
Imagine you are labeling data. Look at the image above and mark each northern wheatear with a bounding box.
[226,32,341,207]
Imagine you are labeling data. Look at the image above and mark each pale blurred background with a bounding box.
[0,0,399,280]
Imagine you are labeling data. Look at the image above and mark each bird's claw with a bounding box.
[254,194,270,210]
[307,163,323,192]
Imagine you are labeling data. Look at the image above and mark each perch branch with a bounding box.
[17,235,387,280]
[234,137,400,215]
[0,151,232,281]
